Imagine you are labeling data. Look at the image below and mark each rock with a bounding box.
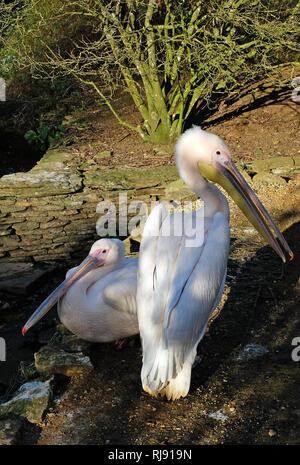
[34,344,93,377]
[13,221,39,233]
[0,235,20,248]
[0,227,13,236]
[0,169,82,197]
[33,149,73,171]
[0,378,53,424]
[0,205,26,214]
[235,343,269,361]
[84,166,178,190]
[208,409,229,422]
[153,145,174,155]
[271,167,292,176]
[252,172,286,186]
[0,263,53,295]
[0,413,27,445]
[249,157,294,174]
[0,215,26,225]
[94,150,112,159]
[165,178,197,201]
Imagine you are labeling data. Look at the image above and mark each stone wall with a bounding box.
[0,148,183,262]
[0,147,299,263]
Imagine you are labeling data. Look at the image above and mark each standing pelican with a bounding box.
[137,126,293,401]
[22,238,139,342]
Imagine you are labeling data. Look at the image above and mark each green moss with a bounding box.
[84,166,178,190]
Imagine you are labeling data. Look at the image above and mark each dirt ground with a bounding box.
[62,73,300,171]
[0,80,299,445]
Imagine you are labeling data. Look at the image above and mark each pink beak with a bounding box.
[22,254,105,335]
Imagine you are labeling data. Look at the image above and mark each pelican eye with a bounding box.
[216,150,221,155]
[102,249,107,253]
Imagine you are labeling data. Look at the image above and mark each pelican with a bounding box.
[137,126,293,401]
[22,238,139,342]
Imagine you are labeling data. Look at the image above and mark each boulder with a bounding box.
[0,378,53,424]
[252,172,286,186]
[33,149,73,171]
[235,343,269,361]
[0,413,27,445]
[248,157,294,175]
[0,169,82,197]
[34,344,93,377]
[0,262,53,295]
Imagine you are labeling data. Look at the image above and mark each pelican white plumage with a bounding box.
[137,126,293,401]
[22,238,139,342]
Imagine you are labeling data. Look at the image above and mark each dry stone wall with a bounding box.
[0,148,181,262]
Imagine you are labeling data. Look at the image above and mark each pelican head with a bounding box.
[22,238,125,335]
[89,238,125,266]
[175,126,293,263]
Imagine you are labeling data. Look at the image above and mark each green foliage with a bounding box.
[24,123,67,152]
[0,0,92,82]
[1,0,299,143]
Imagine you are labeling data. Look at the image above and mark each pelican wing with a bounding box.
[137,204,230,393]
[102,258,138,316]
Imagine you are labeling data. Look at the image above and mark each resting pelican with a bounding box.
[22,238,139,342]
[137,126,293,401]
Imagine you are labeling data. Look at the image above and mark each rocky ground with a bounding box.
[0,80,299,445]
[0,212,299,445]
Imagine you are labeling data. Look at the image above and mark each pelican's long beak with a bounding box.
[198,157,293,263]
[22,254,103,335]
